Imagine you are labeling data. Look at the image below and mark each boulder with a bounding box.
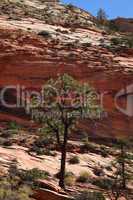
[35,179,62,193]
[33,189,73,200]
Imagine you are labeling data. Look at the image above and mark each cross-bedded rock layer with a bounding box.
[0,1,132,138]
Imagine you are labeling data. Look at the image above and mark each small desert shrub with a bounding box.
[31,146,57,156]
[31,146,45,155]
[81,135,89,143]
[82,43,92,48]
[56,171,76,186]
[65,172,76,186]
[65,172,75,177]
[8,121,21,131]
[31,135,55,154]
[111,37,121,46]
[19,168,50,183]
[8,159,18,177]
[80,142,96,153]
[69,155,80,164]
[105,165,112,171]
[100,146,109,157]
[43,150,57,157]
[8,163,50,184]
[77,171,90,183]
[66,3,75,10]
[38,30,51,38]
[34,134,55,147]
[92,178,113,190]
[3,140,13,146]
[75,190,105,200]
[1,130,12,138]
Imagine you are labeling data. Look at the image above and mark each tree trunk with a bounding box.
[121,144,126,189]
[59,124,68,189]
[55,130,61,146]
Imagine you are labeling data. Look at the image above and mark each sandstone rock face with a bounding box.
[0,0,95,28]
[0,1,132,139]
[33,189,73,200]
[112,18,133,33]
[35,179,62,193]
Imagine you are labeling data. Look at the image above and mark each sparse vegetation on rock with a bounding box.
[75,190,105,200]
[77,171,90,183]
[0,179,32,200]
[65,172,76,186]
[38,30,51,38]
[69,155,80,164]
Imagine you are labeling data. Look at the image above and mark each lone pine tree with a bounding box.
[31,74,101,189]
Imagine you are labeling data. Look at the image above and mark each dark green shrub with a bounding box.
[92,178,113,190]
[30,145,56,156]
[1,130,13,138]
[34,136,53,148]
[80,142,97,153]
[41,149,57,156]
[105,165,112,171]
[66,4,75,10]
[19,168,50,183]
[82,43,92,48]
[75,190,105,200]
[3,140,13,146]
[31,146,45,155]
[8,121,21,131]
[100,146,109,157]
[111,37,121,46]
[8,159,18,178]
[38,31,51,38]
[69,156,80,164]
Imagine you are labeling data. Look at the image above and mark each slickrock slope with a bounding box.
[0,0,132,138]
[0,0,95,28]
[0,145,113,177]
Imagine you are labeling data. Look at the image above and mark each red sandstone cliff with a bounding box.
[0,0,132,139]
[112,17,133,33]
